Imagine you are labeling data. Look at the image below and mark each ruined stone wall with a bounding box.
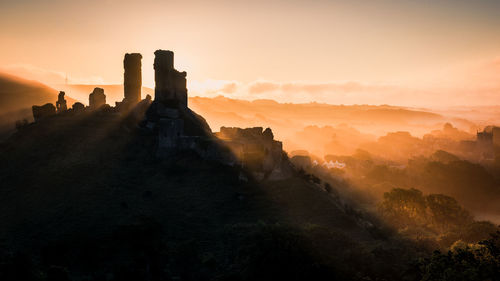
[154,50,188,108]
[123,53,142,106]
[218,127,266,141]
[56,91,67,113]
[72,102,84,112]
[158,118,184,149]
[32,103,56,121]
[89,87,106,110]
[216,126,284,173]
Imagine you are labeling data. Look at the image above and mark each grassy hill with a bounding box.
[0,72,77,113]
[0,110,424,280]
[0,73,77,139]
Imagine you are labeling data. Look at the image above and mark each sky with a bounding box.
[1,0,500,107]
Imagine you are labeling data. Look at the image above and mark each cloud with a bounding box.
[481,57,500,71]
[247,81,394,96]
[190,79,405,104]
[280,81,392,95]
[471,58,500,87]
[189,56,500,107]
[244,80,400,103]
[249,82,280,94]
[220,82,238,94]
[189,77,500,107]
[189,79,240,97]
[3,59,500,107]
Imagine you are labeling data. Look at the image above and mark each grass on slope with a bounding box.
[0,111,422,280]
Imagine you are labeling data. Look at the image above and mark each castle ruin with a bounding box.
[216,127,286,177]
[148,50,212,156]
[145,50,288,178]
[154,50,188,108]
[28,49,289,180]
[89,87,106,110]
[122,53,142,110]
[56,91,67,113]
[32,103,56,122]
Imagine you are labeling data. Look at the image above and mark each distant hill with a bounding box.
[0,72,76,113]
[55,85,447,141]
[189,96,445,136]
[0,72,77,138]
[188,96,450,156]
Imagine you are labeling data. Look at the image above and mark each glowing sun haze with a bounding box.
[1,0,500,107]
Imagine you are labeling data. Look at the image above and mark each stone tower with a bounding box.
[154,50,188,108]
[123,53,142,107]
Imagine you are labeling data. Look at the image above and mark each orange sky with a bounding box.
[1,0,500,107]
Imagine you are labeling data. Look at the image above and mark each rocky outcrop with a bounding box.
[32,103,56,121]
[89,87,106,110]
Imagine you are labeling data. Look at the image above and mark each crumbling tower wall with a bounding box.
[56,91,67,113]
[123,53,142,107]
[154,50,187,108]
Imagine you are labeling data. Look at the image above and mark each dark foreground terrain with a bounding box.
[0,110,474,281]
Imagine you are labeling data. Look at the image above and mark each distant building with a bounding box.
[474,126,500,160]
[477,126,500,146]
[477,130,493,145]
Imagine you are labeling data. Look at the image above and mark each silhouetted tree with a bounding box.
[416,232,500,280]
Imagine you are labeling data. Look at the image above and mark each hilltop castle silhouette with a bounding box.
[30,50,290,180]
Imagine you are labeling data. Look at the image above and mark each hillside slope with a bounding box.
[0,73,76,138]
[0,73,76,113]
[0,111,421,280]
